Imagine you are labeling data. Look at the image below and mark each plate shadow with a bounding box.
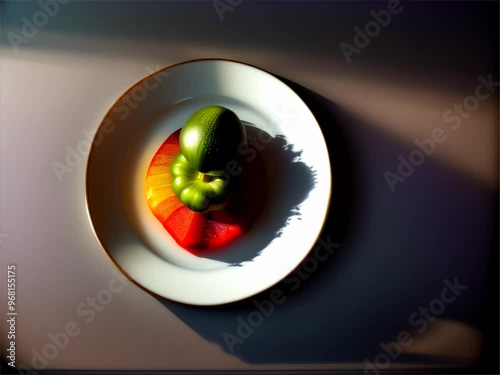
[155,79,497,368]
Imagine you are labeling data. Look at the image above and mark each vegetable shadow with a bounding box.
[194,125,317,265]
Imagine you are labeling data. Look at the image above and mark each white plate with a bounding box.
[86,59,331,305]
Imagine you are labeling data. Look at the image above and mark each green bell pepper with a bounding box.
[170,153,232,213]
[170,106,247,213]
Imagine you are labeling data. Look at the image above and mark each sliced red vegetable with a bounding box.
[145,128,268,250]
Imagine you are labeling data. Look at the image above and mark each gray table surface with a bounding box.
[0,0,498,372]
